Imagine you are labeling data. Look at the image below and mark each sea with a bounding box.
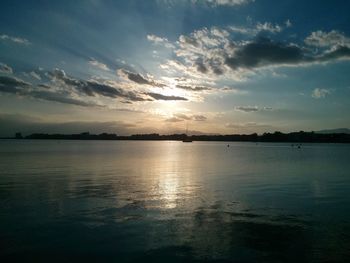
[0,140,349,262]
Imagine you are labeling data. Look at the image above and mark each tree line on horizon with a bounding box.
[12,131,350,143]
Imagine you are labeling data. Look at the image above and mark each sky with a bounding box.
[1,0,350,136]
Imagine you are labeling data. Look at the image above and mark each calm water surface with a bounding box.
[1,140,350,262]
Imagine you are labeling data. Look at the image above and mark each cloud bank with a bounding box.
[153,27,350,81]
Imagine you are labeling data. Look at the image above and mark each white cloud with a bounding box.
[147,34,175,49]
[312,88,331,99]
[88,59,110,71]
[229,21,288,36]
[305,30,350,48]
[30,71,41,80]
[0,34,30,45]
[256,22,282,33]
[228,25,254,35]
[165,113,207,122]
[285,19,292,28]
[200,0,254,6]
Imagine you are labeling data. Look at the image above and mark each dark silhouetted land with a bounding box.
[6,131,350,143]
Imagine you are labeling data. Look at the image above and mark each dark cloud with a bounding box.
[193,115,207,121]
[225,39,350,71]
[48,68,84,88]
[234,106,259,112]
[145,92,188,101]
[195,60,209,73]
[29,90,101,107]
[82,81,147,101]
[0,75,102,107]
[174,29,350,77]
[234,105,273,112]
[49,69,148,102]
[176,84,211,91]
[120,69,166,87]
[0,76,31,93]
[0,63,13,74]
[225,38,305,69]
[1,67,192,107]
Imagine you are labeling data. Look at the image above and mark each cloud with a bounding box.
[312,88,331,99]
[0,75,102,107]
[226,37,350,70]
[118,69,166,87]
[165,113,207,122]
[174,113,192,120]
[49,68,148,102]
[193,114,207,121]
[162,26,350,81]
[147,34,175,49]
[234,105,273,112]
[196,0,254,6]
[229,20,290,36]
[145,92,188,101]
[256,22,283,33]
[37,84,51,89]
[225,38,305,69]
[234,105,259,112]
[165,116,184,122]
[0,76,31,93]
[0,63,13,74]
[30,90,101,107]
[285,19,292,28]
[305,30,350,48]
[0,34,30,45]
[176,84,211,91]
[29,71,41,80]
[228,25,254,35]
[89,59,110,71]
[83,81,145,100]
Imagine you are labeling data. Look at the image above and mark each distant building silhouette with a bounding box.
[15,132,23,139]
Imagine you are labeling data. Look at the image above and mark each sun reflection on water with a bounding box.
[153,141,196,210]
[158,172,179,209]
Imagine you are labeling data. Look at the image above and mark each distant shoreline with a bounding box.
[2,131,350,143]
